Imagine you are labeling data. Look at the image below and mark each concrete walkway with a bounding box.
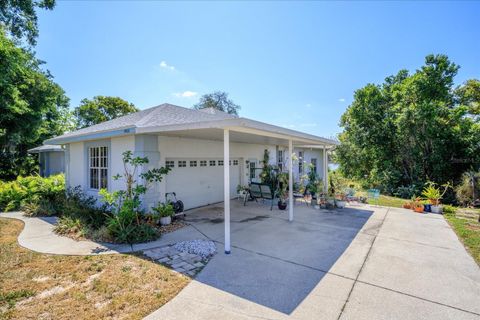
[0,211,208,255]
[146,203,480,320]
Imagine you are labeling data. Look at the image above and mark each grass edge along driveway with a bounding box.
[0,218,189,320]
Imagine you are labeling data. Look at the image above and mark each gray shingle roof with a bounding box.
[46,103,338,146]
[54,103,236,141]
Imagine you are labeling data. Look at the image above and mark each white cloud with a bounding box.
[306,103,312,108]
[338,98,346,102]
[160,61,175,71]
[173,91,198,98]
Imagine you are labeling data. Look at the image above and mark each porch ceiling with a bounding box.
[155,128,331,147]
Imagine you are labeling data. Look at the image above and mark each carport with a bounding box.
[138,117,338,254]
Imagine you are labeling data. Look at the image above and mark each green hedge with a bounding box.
[0,174,65,212]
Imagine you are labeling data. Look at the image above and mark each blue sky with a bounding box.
[36,1,480,138]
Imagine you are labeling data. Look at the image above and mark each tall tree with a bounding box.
[0,30,70,179]
[336,54,479,197]
[193,91,240,116]
[73,96,138,129]
[0,0,55,46]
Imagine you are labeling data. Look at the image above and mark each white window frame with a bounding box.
[200,160,207,167]
[209,160,216,166]
[178,160,187,167]
[218,160,224,166]
[277,149,284,171]
[88,146,108,190]
[190,160,197,167]
[165,160,175,168]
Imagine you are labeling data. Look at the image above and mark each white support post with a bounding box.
[323,145,328,195]
[288,139,294,222]
[224,129,231,254]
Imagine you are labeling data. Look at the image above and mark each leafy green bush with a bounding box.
[22,198,59,217]
[443,205,457,215]
[0,174,65,213]
[393,185,419,199]
[106,199,158,244]
[54,216,87,239]
[63,186,110,229]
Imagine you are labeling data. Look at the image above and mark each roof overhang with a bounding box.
[137,118,338,147]
[45,118,338,147]
[28,145,65,153]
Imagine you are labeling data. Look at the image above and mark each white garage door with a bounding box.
[165,158,241,210]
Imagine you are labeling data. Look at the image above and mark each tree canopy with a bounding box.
[73,96,138,129]
[193,91,240,116]
[0,0,55,46]
[0,30,70,179]
[336,54,480,199]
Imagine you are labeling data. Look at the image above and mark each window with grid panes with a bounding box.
[89,146,108,189]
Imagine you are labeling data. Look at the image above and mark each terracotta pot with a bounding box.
[413,206,424,213]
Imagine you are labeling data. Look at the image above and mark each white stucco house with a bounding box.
[46,103,337,253]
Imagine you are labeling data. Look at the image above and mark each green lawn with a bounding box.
[356,191,407,208]
[367,194,407,208]
[444,209,480,266]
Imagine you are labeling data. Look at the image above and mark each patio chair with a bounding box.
[345,188,358,202]
[244,182,276,210]
[367,189,380,206]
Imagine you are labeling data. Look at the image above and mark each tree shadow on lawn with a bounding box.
[191,206,374,314]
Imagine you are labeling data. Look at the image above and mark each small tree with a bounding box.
[99,151,170,244]
[100,151,170,213]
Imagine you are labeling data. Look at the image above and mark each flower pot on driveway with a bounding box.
[278,201,287,210]
[160,216,172,226]
[335,200,346,209]
[431,205,442,214]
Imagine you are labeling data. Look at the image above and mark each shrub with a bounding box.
[394,185,419,199]
[22,198,59,217]
[443,205,457,215]
[106,199,158,244]
[0,174,65,213]
[54,216,87,239]
[63,186,110,229]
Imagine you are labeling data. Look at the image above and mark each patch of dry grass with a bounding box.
[0,218,190,319]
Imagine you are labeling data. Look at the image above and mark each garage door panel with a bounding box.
[166,158,240,210]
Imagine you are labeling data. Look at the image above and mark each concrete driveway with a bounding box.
[146,201,480,320]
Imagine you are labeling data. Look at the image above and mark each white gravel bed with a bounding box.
[173,240,217,259]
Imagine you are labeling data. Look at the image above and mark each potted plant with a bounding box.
[315,179,324,206]
[421,181,451,214]
[152,203,174,225]
[276,172,288,210]
[335,192,347,209]
[402,200,412,209]
[237,184,248,199]
[412,198,424,213]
